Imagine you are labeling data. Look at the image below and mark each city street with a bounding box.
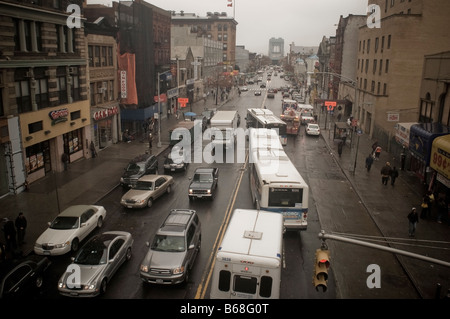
[1,70,449,302]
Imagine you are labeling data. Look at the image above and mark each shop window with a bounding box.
[25,142,48,174]
[64,129,83,155]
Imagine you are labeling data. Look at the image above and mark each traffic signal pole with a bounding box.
[318,230,450,268]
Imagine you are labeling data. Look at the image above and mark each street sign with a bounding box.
[178,98,189,107]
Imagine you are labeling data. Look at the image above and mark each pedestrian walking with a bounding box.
[380,162,392,185]
[148,132,153,149]
[2,218,17,254]
[420,193,431,219]
[407,207,419,237]
[365,154,374,172]
[374,146,382,160]
[337,141,343,158]
[15,212,27,245]
[90,141,97,158]
[390,166,399,185]
[400,146,407,170]
[61,152,69,171]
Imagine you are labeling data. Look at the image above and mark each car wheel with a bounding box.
[100,279,107,295]
[147,198,153,208]
[125,247,132,261]
[166,185,171,194]
[35,275,44,288]
[71,238,79,252]
[184,268,190,285]
[97,216,103,228]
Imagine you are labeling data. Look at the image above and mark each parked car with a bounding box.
[188,167,219,201]
[34,205,107,256]
[120,175,174,209]
[120,154,158,188]
[164,148,189,173]
[306,123,321,136]
[0,255,51,299]
[57,231,133,297]
[140,209,201,285]
[254,90,262,96]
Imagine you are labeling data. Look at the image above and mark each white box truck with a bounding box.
[210,209,283,299]
[210,110,239,150]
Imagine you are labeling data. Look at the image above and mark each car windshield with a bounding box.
[309,124,319,129]
[151,235,185,252]
[193,173,212,182]
[133,181,154,191]
[49,216,79,230]
[74,239,107,265]
[126,163,145,173]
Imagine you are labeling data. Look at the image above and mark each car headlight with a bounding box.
[189,189,193,194]
[84,283,96,291]
[55,241,70,249]
[138,199,146,204]
[173,266,185,275]
[120,177,124,183]
[207,189,211,194]
[140,265,149,272]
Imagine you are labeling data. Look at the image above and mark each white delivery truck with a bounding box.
[210,110,239,150]
[210,209,283,299]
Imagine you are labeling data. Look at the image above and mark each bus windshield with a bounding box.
[268,187,303,207]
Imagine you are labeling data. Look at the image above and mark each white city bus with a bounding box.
[248,128,308,230]
[245,108,287,145]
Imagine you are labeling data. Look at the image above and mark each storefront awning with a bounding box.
[409,123,450,165]
[395,122,417,147]
[430,134,450,179]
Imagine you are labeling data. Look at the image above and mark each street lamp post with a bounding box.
[157,70,172,148]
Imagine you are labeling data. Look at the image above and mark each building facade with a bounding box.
[0,0,89,195]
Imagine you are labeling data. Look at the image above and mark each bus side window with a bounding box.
[260,276,273,298]
[218,270,231,291]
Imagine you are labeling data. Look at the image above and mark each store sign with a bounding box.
[430,136,450,179]
[387,113,399,122]
[120,70,127,99]
[49,108,69,125]
[93,106,119,121]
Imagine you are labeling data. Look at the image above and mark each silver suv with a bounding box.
[140,209,201,285]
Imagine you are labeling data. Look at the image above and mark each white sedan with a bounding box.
[34,205,107,256]
[306,123,321,136]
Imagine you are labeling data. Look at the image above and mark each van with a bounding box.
[210,209,283,299]
[210,110,239,150]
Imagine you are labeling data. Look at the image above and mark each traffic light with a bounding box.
[313,249,330,292]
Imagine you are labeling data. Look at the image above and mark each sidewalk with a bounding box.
[0,88,235,257]
[316,107,450,299]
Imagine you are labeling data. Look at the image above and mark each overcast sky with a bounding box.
[87,0,369,54]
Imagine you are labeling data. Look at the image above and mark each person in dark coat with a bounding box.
[390,166,399,185]
[2,218,17,253]
[420,193,431,219]
[408,207,419,237]
[15,212,27,245]
[365,154,374,172]
[337,141,343,158]
[380,162,392,185]
[61,152,69,171]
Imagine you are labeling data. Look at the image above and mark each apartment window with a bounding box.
[375,38,379,53]
[94,46,100,67]
[108,47,113,66]
[34,68,49,109]
[88,46,94,67]
[379,59,383,75]
[24,20,32,51]
[70,67,80,102]
[363,40,365,53]
[90,83,95,106]
[218,34,222,41]
[223,44,228,50]
[28,121,43,134]
[365,59,369,74]
[56,67,67,105]
[15,69,31,113]
[218,24,222,31]
[367,39,371,53]
[223,34,228,42]
[419,94,433,123]
[381,36,385,52]
[109,80,114,101]
[371,81,375,93]
[383,83,387,95]
[391,0,395,7]
[385,59,390,73]
[364,79,367,90]
[373,59,377,74]
[387,35,392,49]
[223,24,228,31]
[70,110,81,120]
[377,82,381,95]
[101,46,107,67]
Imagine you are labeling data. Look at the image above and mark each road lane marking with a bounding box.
[194,152,248,299]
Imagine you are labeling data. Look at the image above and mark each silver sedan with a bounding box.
[57,231,133,297]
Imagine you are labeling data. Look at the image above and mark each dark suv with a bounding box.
[120,153,158,188]
[139,209,201,285]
